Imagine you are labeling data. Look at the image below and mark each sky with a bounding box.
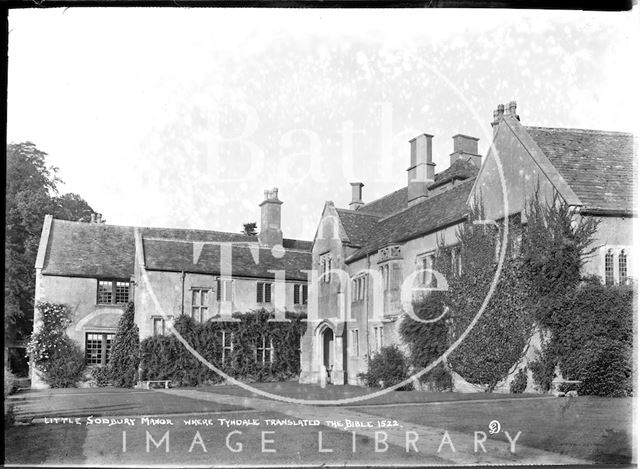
[7,8,639,241]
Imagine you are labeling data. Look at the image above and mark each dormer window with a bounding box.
[97,280,130,305]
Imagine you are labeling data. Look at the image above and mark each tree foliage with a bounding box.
[5,142,95,343]
[242,222,258,236]
[107,302,140,387]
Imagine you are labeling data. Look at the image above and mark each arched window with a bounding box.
[619,250,628,285]
[605,249,614,285]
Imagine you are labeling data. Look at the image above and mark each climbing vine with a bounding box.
[140,309,307,386]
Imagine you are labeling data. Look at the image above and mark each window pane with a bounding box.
[257,283,263,303]
[115,282,129,304]
[98,281,113,304]
[192,290,199,305]
[294,284,300,304]
[302,285,308,304]
[264,283,271,303]
[619,251,628,284]
[605,251,614,285]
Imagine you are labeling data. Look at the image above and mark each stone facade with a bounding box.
[299,101,635,390]
[31,190,311,388]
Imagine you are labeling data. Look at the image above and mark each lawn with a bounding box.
[352,395,634,464]
[4,384,635,466]
[198,381,548,405]
[9,388,246,421]
[4,409,446,466]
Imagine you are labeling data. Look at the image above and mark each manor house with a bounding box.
[298,101,635,389]
[32,189,311,388]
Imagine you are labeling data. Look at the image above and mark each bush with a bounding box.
[548,284,633,397]
[91,366,111,387]
[140,309,306,386]
[108,302,140,387]
[27,302,85,387]
[4,366,17,397]
[43,341,86,388]
[529,345,556,392]
[399,292,452,391]
[359,345,409,390]
[510,367,528,394]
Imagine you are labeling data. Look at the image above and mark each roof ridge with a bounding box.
[525,125,634,136]
[52,217,256,238]
[335,208,381,218]
[378,177,476,222]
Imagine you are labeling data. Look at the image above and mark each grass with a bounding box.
[4,410,445,466]
[352,395,634,464]
[9,388,246,420]
[4,385,634,465]
[197,381,547,405]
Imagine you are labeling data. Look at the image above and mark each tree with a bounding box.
[242,222,258,236]
[107,302,141,388]
[53,193,95,222]
[5,142,96,343]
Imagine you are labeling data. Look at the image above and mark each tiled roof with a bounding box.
[525,127,635,213]
[335,209,381,247]
[348,178,475,262]
[359,187,408,217]
[358,159,479,217]
[40,219,311,280]
[143,238,310,281]
[429,159,479,189]
[41,220,136,278]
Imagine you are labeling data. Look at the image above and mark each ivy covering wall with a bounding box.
[397,192,633,396]
[140,309,307,386]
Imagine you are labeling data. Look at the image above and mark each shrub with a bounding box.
[140,309,306,386]
[359,345,409,390]
[4,366,17,397]
[107,302,140,388]
[547,284,633,397]
[510,367,528,394]
[91,366,111,387]
[529,348,556,392]
[43,341,86,388]
[399,292,451,390]
[27,302,85,387]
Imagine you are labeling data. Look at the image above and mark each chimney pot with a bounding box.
[349,182,365,210]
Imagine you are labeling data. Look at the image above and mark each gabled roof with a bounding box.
[525,126,635,213]
[334,209,381,247]
[41,219,136,278]
[357,159,479,218]
[347,178,475,262]
[358,187,408,217]
[39,219,311,280]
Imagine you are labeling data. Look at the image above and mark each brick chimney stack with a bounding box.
[258,188,283,247]
[407,134,435,206]
[349,182,364,210]
[450,134,481,168]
